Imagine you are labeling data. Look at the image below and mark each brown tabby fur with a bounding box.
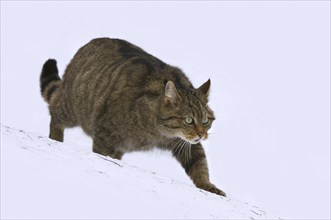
[40,38,226,197]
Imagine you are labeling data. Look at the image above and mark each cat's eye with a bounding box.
[184,117,193,124]
[202,117,209,124]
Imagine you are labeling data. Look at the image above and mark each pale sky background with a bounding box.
[1,1,330,219]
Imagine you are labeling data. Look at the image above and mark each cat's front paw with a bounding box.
[200,183,226,197]
[208,186,226,197]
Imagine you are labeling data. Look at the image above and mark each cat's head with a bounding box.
[158,79,215,144]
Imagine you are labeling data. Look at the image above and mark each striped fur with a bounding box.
[40,38,226,197]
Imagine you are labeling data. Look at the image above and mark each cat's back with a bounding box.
[61,37,169,88]
[66,37,162,68]
[61,37,194,104]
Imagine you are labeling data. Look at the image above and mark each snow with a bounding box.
[1,1,330,219]
[1,125,279,219]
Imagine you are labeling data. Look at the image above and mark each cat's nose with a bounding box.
[197,132,204,138]
[196,127,205,138]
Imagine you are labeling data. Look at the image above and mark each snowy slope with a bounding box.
[1,2,330,218]
[1,124,280,219]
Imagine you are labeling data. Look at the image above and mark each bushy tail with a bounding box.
[40,59,61,103]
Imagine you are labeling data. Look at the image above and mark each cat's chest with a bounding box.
[122,132,160,152]
[123,140,155,152]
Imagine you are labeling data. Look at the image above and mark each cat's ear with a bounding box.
[164,81,180,104]
[198,79,211,100]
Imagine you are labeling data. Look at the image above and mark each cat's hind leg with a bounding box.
[48,96,78,142]
[49,118,64,142]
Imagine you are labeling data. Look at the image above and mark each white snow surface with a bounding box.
[1,124,280,219]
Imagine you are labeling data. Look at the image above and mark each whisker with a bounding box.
[184,145,189,165]
[185,141,192,166]
[185,141,191,166]
[170,138,192,167]
[182,142,187,165]
[170,138,179,147]
[171,138,182,151]
[172,141,180,155]
[178,140,186,160]
[184,142,189,166]
[186,142,190,164]
[167,137,178,145]
[173,139,184,156]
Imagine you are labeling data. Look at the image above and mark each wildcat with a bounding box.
[40,38,226,197]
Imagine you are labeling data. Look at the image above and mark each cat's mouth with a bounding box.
[176,133,203,145]
[193,137,202,144]
[186,137,202,145]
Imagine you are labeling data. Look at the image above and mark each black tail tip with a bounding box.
[41,59,58,77]
[45,58,57,65]
[40,59,60,94]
